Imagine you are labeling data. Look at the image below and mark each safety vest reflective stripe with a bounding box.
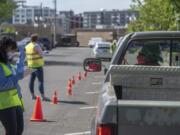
[25,42,44,68]
[26,53,38,55]
[27,57,43,60]
[0,63,22,110]
[26,55,43,60]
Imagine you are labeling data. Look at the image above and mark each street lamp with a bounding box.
[53,0,57,47]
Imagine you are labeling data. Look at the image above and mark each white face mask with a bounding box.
[7,51,15,61]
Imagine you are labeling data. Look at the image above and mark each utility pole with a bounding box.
[40,2,43,19]
[53,0,57,47]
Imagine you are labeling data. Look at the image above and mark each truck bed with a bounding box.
[117,100,180,135]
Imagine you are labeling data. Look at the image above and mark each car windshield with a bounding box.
[97,43,110,49]
[122,39,180,66]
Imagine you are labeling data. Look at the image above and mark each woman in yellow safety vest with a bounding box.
[110,40,117,54]
[25,34,48,101]
[0,36,25,135]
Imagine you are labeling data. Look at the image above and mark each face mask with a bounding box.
[7,51,15,61]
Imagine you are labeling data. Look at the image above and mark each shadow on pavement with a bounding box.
[42,97,51,102]
[46,54,69,57]
[43,120,57,123]
[59,100,88,105]
[45,61,82,67]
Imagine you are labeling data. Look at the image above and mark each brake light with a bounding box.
[97,124,112,135]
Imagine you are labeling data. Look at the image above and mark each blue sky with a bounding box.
[26,0,132,13]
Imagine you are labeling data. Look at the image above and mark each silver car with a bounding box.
[88,37,103,48]
[92,42,112,60]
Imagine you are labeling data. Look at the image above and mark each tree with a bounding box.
[170,0,180,13]
[0,0,16,23]
[128,0,176,32]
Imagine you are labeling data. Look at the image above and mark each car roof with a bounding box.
[96,41,110,44]
[130,31,180,39]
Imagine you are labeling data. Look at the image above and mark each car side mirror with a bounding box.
[83,58,102,72]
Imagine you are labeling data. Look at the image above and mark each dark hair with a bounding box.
[0,36,17,63]
[31,33,38,42]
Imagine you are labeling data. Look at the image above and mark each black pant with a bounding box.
[0,106,24,135]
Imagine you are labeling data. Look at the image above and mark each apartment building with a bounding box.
[12,5,55,25]
[83,9,138,28]
[59,11,83,33]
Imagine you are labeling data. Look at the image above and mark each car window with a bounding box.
[172,40,180,66]
[97,44,110,49]
[122,40,170,66]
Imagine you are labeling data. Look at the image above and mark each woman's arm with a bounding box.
[16,46,25,80]
[0,66,17,92]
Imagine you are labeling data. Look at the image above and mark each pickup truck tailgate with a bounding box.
[117,100,180,135]
[109,65,180,134]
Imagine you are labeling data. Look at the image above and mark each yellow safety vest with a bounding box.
[25,42,44,68]
[0,62,22,110]
[110,43,116,54]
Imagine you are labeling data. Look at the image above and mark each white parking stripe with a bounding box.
[64,131,91,135]
[85,91,99,94]
[94,76,104,79]
[80,106,97,110]
[92,82,102,85]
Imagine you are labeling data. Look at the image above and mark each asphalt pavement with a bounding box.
[0,47,106,135]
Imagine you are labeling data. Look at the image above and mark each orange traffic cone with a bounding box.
[51,91,58,104]
[72,76,75,85]
[67,79,72,95]
[77,72,82,80]
[30,96,45,122]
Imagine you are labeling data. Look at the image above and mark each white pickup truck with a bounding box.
[84,31,180,135]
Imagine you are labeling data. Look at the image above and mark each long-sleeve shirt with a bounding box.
[0,47,25,98]
[0,63,23,98]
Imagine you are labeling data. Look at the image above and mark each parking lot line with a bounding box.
[85,91,99,94]
[94,76,104,79]
[92,82,102,85]
[64,131,91,135]
[80,106,97,110]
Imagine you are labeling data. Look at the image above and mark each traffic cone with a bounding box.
[51,91,58,104]
[67,79,72,95]
[30,96,45,122]
[72,76,75,85]
[77,72,82,80]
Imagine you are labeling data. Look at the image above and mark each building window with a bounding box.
[15,19,19,22]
